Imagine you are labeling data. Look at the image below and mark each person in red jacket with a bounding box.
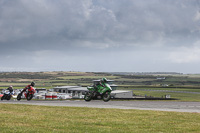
[21,82,36,95]
[17,82,36,101]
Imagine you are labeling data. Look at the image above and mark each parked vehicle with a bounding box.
[17,87,36,101]
[84,82,112,102]
[1,90,14,100]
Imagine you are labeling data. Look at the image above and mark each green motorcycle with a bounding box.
[84,82,112,102]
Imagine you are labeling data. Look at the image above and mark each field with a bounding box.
[1,71,200,87]
[0,104,200,133]
[0,72,200,132]
[0,71,200,101]
[132,89,200,102]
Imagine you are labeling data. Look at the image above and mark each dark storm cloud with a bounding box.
[1,0,199,51]
[93,0,200,46]
[0,0,200,72]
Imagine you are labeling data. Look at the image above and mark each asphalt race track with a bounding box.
[1,100,200,113]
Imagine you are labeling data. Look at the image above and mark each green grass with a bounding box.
[0,82,28,86]
[58,75,118,80]
[132,90,200,102]
[0,104,199,133]
[130,87,200,92]
[1,71,200,102]
[117,87,200,101]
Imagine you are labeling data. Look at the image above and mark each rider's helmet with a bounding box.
[102,78,108,83]
[31,82,35,87]
[9,85,13,88]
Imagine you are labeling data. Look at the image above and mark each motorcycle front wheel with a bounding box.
[102,92,111,102]
[1,95,5,100]
[7,95,11,100]
[84,92,92,102]
[27,94,33,101]
[17,94,22,101]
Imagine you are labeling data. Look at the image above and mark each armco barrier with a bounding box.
[45,93,52,99]
[52,93,57,99]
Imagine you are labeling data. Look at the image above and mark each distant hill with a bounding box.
[106,72,183,75]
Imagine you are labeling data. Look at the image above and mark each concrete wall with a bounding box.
[111,90,133,98]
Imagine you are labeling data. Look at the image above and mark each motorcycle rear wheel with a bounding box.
[27,94,33,101]
[102,92,111,102]
[84,92,92,102]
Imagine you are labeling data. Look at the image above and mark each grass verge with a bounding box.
[132,90,200,102]
[0,104,199,133]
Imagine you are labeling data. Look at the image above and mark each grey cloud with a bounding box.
[1,0,200,50]
[1,0,200,72]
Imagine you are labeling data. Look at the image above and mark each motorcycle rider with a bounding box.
[84,77,112,102]
[1,85,14,100]
[100,77,108,87]
[17,82,36,101]
[94,78,108,92]
[7,85,14,93]
[21,82,35,94]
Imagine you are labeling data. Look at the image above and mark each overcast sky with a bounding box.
[0,0,200,73]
